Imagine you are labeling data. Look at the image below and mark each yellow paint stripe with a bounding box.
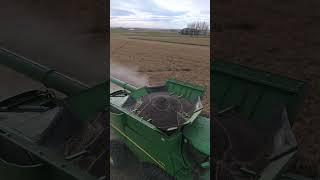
[110,123,166,169]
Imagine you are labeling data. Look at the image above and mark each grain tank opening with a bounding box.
[122,86,203,131]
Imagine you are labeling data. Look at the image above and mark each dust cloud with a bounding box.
[110,62,149,91]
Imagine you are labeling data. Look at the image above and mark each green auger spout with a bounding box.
[0,48,89,96]
[110,76,138,92]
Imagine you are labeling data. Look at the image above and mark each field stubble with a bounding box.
[111,36,210,114]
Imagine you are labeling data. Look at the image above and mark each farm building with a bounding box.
[180,28,201,36]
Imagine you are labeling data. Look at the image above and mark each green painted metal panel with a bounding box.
[212,59,312,180]
[116,110,183,173]
[110,97,196,179]
[110,112,126,130]
[165,78,205,101]
[66,82,107,122]
[130,87,149,100]
[183,116,210,156]
[212,59,308,125]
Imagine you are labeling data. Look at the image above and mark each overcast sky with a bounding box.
[111,0,210,29]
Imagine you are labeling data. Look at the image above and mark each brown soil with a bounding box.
[111,37,210,113]
[214,0,320,177]
[128,36,210,46]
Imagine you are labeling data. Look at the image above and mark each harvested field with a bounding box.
[111,34,210,113]
[111,28,180,37]
[111,29,210,46]
[128,36,210,46]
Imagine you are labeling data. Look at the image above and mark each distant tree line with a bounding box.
[180,21,210,36]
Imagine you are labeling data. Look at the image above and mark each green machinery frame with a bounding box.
[110,77,210,180]
[212,59,312,180]
[0,48,107,180]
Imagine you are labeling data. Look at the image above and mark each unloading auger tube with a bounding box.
[110,76,138,92]
[0,48,89,96]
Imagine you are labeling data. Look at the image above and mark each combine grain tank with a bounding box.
[110,76,210,180]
